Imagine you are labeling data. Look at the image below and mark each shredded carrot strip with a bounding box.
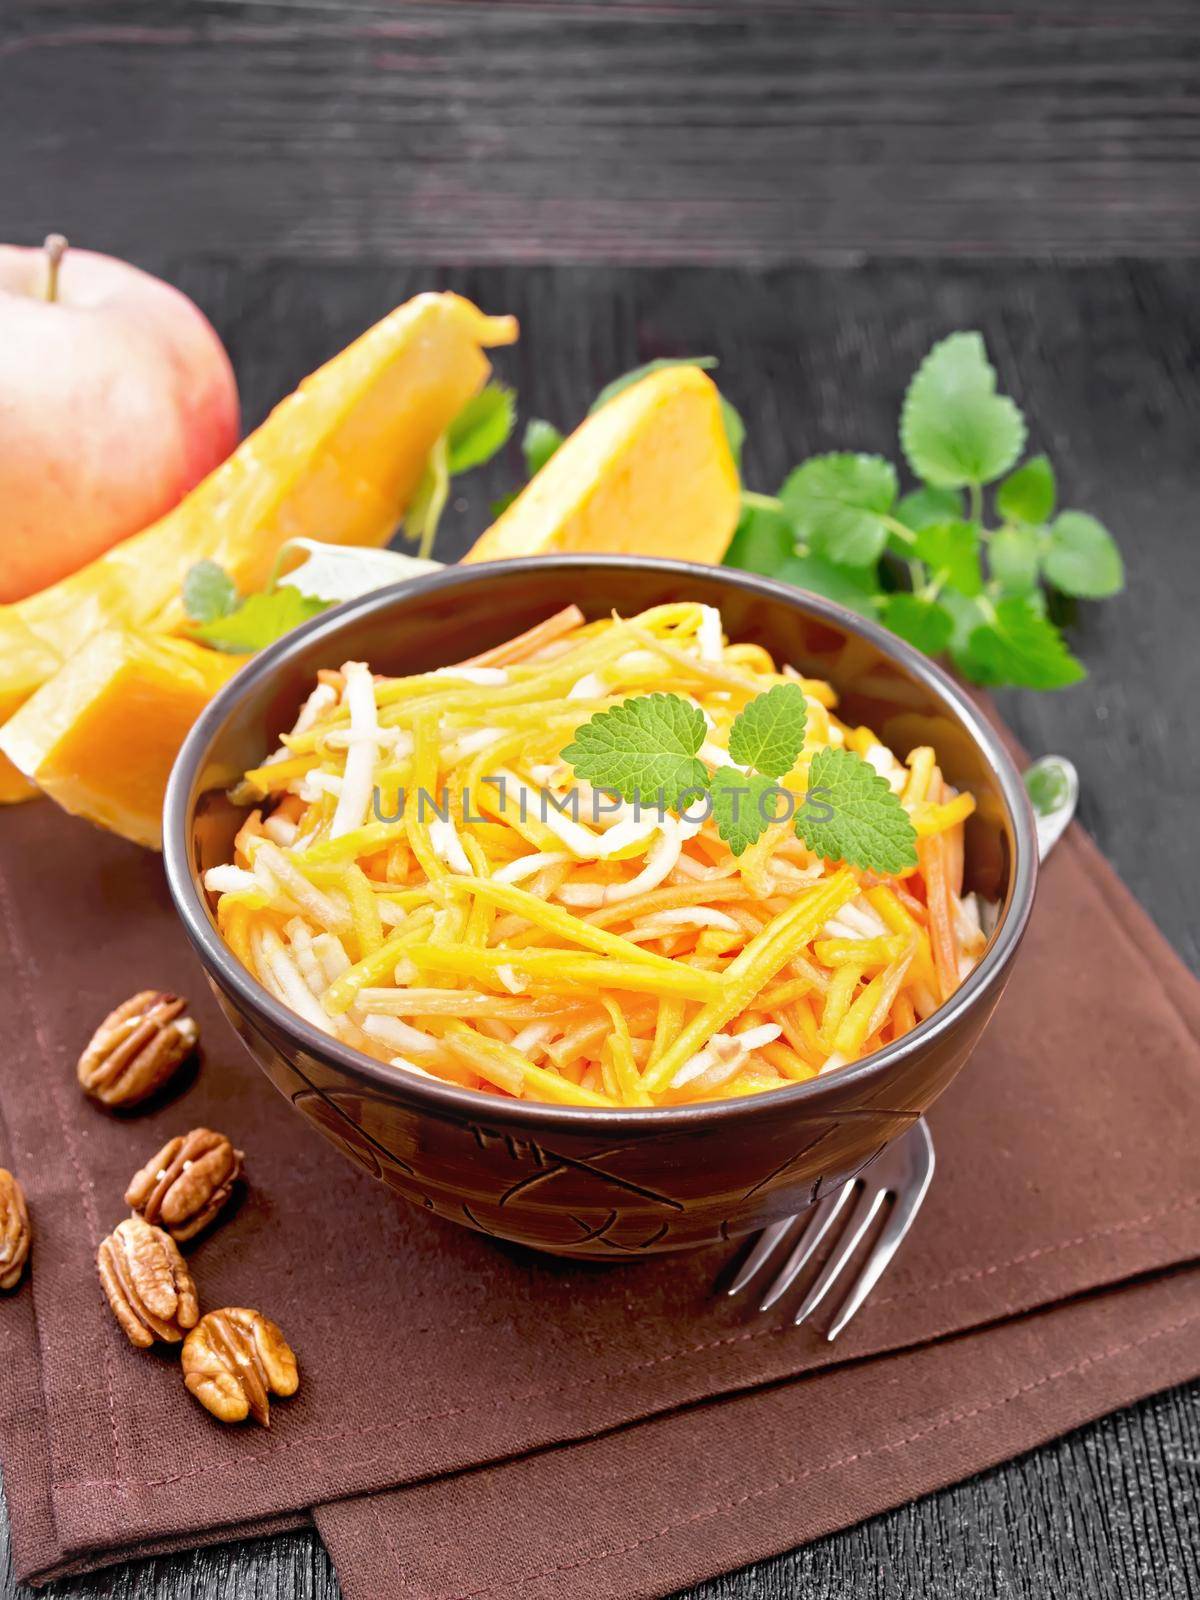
[760,1040,817,1082]
[919,829,959,1003]
[891,991,917,1040]
[455,605,586,668]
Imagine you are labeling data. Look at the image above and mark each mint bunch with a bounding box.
[724,333,1123,690]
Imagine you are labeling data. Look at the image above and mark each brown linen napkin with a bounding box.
[1,783,1198,1588]
[316,1268,1200,1600]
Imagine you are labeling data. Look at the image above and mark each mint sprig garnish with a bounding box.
[564,683,917,874]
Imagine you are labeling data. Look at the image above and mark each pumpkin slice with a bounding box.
[0,631,249,849]
[0,292,517,749]
[463,365,738,566]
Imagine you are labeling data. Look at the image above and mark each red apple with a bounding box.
[0,235,239,602]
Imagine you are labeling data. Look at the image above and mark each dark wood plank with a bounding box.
[3,257,1198,1598]
[3,0,1200,264]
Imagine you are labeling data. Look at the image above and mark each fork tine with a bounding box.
[791,1184,889,1325]
[823,1125,936,1341]
[726,1214,803,1297]
[758,1185,855,1312]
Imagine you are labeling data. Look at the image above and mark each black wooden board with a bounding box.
[2,0,1200,264]
[2,257,1198,1597]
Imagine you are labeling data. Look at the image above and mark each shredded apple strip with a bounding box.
[207,603,992,1106]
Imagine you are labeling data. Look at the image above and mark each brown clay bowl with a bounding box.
[164,557,1037,1258]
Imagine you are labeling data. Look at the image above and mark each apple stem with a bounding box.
[43,233,68,302]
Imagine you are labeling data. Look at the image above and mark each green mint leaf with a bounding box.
[562,693,708,809]
[719,396,746,469]
[774,550,882,620]
[402,435,450,561]
[1043,511,1124,598]
[522,418,565,478]
[988,525,1041,595]
[193,586,330,655]
[590,357,718,414]
[900,331,1026,488]
[879,593,954,656]
[996,454,1056,524]
[183,560,238,624]
[710,766,786,856]
[895,485,964,531]
[938,591,994,683]
[795,747,918,875]
[780,453,898,567]
[445,384,516,475]
[966,597,1085,690]
[724,498,794,576]
[912,518,984,597]
[490,492,518,517]
[726,682,808,778]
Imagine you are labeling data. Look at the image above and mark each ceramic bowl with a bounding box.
[164,557,1037,1257]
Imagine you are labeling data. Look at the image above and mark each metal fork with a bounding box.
[727,1120,934,1341]
[727,754,1078,1340]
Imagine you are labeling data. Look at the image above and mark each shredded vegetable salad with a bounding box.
[206,603,991,1107]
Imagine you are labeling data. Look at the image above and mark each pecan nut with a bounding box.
[97,1216,200,1347]
[182,1308,299,1426]
[0,1170,31,1292]
[78,991,199,1108]
[125,1128,243,1243]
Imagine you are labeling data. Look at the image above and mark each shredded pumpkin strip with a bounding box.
[833,948,916,1059]
[405,944,724,1002]
[813,934,910,969]
[601,998,651,1105]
